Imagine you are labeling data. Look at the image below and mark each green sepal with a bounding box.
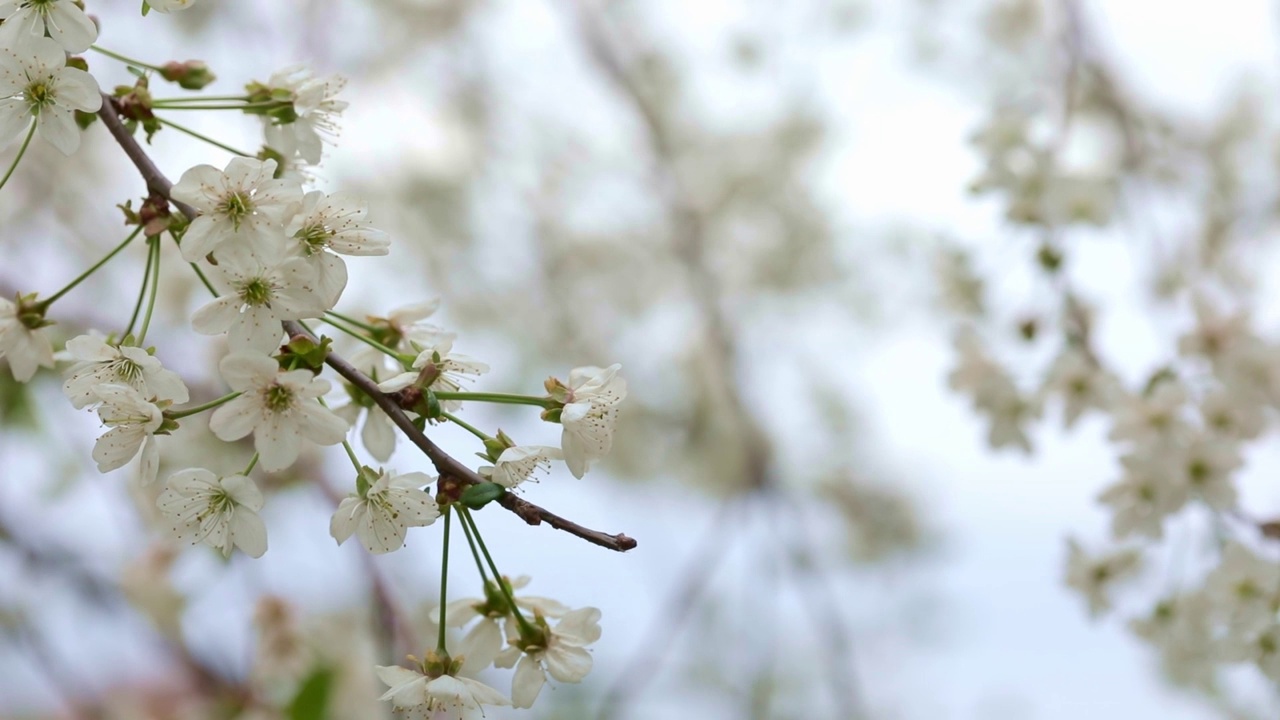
[355,465,380,497]
[424,390,442,421]
[277,334,332,374]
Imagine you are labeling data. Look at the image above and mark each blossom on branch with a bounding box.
[375,659,509,718]
[329,469,440,554]
[90,383,164,484]
[480,445,562,489]
[377,339,489,411]
[0,37,101,154]
[0,0,96,53]
[286,190,390,307]
[208,352,348,472]
[254,65,348,166]
[157,469,267,558]
[62,334,189,409]
[0,295,54,381]
[549,364,626,479]
[191,244,328,353]
[496,607,602,708]
[171,157,302,262]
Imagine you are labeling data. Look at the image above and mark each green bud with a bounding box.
[459,482,505,509]
[160,61,217,91]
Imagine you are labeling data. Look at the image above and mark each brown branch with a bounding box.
[97,93,635,553]
[284,320,636,553]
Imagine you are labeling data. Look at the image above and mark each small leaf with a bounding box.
[287,666,334,720]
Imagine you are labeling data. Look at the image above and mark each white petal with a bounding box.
[191,296,243,336]
[230,508,268,558]
[329,497,363,544]
[511,655,546,708]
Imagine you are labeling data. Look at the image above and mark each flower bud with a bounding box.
[161,60,217,90]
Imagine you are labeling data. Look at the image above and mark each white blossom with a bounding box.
[0,0,97,53]
[375,664,509,717]
[1041,346,1114,429]
[347,300,453,376]
[170,157,302,262]
[1064,539,1141,618]
[90,383,163,484]
[496,607,601,708]
[329,470,440,554]
[479,446,562,489]
[1204,542,1280,638]
[1108,381,1192,447]
[947,328,1037,453]
[157,468,267,558]
[377,339,489,411]
[191,244,327,353]
[1176,434,1241,511]
[286,191,390,306]
[0,295,53,381]
[1200,387,1266,442]
[258,65,348,165]
[208,352,348,472]
[0,37,101,154]
[62,334,188,409]
[557,364,626,479]
[1097,452,1188,540]
[1129,593,1217,690]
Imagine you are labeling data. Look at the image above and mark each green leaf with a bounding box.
[287,666,334,720]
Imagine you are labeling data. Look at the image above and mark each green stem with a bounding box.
[325,310,379,334]
[339,439,363,474]
[0,122,35,193]
[456,507,490,582]
[459,508,535,634]
[37,226,143,310]
[242,452,259,476]
[440,411,491,442]
[150,95,253,104]
[90,45,166,73]
[438,507,453,653]
[431,392,555,409]
[123,232,156,338]
[187,261,218,297]
[136,236,162,345]
[167,391,241,419]
[150,102,284,111]
[156,117,253,157]
[323,315,403,360]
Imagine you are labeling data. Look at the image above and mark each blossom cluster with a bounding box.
[947,271,1280,691]
[0,2,627,714]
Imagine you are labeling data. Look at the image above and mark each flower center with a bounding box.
[239,277,274,307]
[295,224,330,254]
[115,358,144,384]
[25,81,53,114]
[197,489,234,524]
[264,383,295,412]
[220,191,253,229]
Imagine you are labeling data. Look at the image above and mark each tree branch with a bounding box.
[97,93,635,553]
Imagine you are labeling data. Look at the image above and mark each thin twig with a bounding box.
[284,321,636,553]
[97,93,636,554]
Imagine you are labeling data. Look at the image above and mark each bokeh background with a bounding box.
[4,0,1280,718]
